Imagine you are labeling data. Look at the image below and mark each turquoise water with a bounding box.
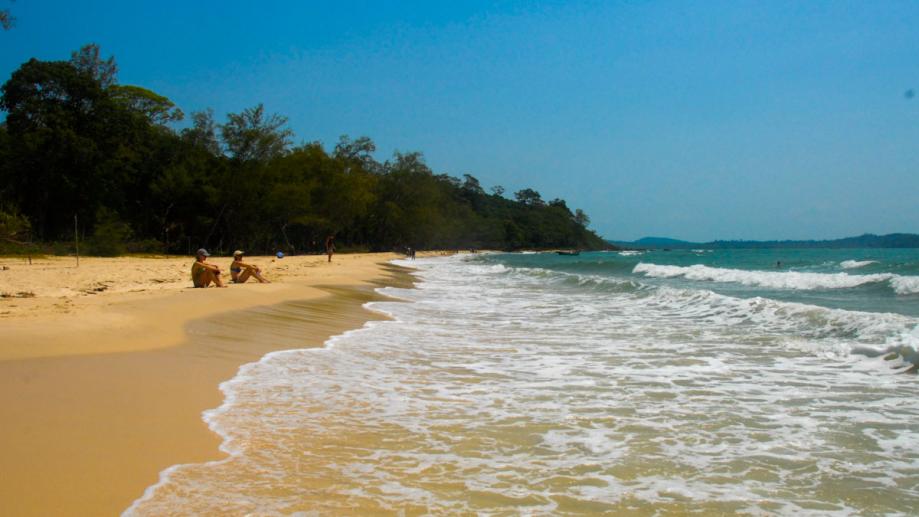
[494,248,919,317]
[129,249,919,515]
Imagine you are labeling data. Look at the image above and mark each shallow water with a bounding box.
[128,250,919,515]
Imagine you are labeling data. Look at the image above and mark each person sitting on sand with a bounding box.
[191,248,226,288]
[229,250,270,283]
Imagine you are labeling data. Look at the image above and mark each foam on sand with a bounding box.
[124,254,919,515]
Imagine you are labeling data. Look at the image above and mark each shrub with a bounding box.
[126,239,165,254]
[86,208,132,256]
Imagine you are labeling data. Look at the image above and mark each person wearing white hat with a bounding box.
[191,248,226,288]
[229,250,270,283]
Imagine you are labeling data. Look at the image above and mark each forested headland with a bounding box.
[0,45,608,256]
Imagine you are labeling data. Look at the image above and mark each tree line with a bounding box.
[0,44,607,255]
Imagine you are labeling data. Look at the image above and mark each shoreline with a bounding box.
[0,253,417,516]
[0,253,410,360]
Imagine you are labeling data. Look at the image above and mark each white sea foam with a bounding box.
[841,259,878,269]
[633,262,907,291]
[891,275,919,295]
[618,250,643,256]
[127,255,919,515]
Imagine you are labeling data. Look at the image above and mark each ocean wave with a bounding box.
[437,256,919,362]
[633,262,904,291]
[504,262,918,356]
[841,259,878,269]
[619,282,919,371]
[891,275,919,295]
[126,254,919,515]
[618,250,643,256]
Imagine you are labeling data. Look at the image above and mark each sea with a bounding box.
[127,249,919,515]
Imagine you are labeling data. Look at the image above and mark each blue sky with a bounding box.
[3,0,919,241]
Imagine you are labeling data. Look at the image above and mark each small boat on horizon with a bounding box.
[557,250,580,256]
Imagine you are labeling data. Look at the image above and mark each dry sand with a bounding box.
[0,252,416,516]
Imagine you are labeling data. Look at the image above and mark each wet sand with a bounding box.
[0,253,415,516]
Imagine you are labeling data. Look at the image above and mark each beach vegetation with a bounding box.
[86,207,131,256]
[0,45,609,256]
[0,207,34,255]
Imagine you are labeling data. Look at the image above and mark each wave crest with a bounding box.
[841,260,878,269]
[631,262,914,292]
[891,275,919,295]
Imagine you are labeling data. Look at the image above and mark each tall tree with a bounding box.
[0,47,611,253]
[515,188,544,206]
[220,104,292,163]
[70,43,118,89]
[182,109,221,155]
[109,84,184,125]
[334,135,375,161]
[462,174,485,195]
[0,58,108,237]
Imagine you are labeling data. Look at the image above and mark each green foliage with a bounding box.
[70,43,118,89]
[109,84,184,125]
[221,104,292,163]
[181,109,221,156]
[126,238,165,254]
[0,45,610,255]
[515,188,544,206]
[86,208,132,256]
[0,207,30,244]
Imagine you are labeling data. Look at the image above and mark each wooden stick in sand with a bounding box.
[74,214,80,267]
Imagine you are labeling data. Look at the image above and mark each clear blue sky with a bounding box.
[3,0,919,241]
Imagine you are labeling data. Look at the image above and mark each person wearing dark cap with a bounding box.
[229,250,270,283]
[191,248,226,288]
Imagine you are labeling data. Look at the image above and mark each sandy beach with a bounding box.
[0,252,413,516]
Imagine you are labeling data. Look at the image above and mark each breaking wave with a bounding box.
[633,262,919,294]
[841,259,878,269]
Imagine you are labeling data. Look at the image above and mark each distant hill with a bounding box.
[610,233,919,249]
[632,237,694,247]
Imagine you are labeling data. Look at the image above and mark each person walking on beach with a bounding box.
[191,248,226,288]
[325,234,335,263]
[230,251,270,283]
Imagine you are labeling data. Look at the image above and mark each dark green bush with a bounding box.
[86,208,132,256]
[126,239,165,254]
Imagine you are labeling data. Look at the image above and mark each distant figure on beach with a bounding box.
[776,261,782,268]
[191,248,225,288]
[411,247,416,260]
[325,235,335,262]
[230,251,270,283]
